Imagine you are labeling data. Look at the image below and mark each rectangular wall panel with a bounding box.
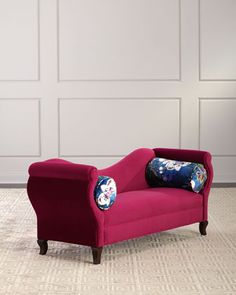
[0,99,40,156]
[58,0,180,81]
[59,98,180,156]
[212,157,236,183]
[200,0,236,80]
[0,0,39,80]
[199,99,236,155]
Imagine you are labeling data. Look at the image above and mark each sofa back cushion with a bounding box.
[146,157,207,193]
[98,148,155,193]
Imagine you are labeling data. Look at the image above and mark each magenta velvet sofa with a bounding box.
[27,148,213,264]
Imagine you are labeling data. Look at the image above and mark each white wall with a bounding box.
[0,0,236,183]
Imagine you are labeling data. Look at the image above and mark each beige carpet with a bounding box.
[0,188,235,295]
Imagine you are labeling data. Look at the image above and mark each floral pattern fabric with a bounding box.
[94,176,117,210]
[146,157,207,193]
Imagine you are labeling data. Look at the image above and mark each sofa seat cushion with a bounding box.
[104,188,203,226]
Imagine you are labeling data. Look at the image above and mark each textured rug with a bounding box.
[0,188,235,295]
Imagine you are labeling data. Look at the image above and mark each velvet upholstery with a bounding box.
[28,160,104,247]
[98,148,155,193]
[153,148,213,221]
[27,148,213,252]
[104,188,203,226]
[104,208,203,245]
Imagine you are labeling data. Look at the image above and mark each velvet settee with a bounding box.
[27,148,213,264]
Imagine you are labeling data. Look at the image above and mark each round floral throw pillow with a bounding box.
[94,176,117,210]
[146,157,207,193]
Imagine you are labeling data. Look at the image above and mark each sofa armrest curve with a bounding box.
[154,148,213,220]
[153,148,213,191]
[27,159,104,246]
[153,148,211,164]
[29,158,97,181]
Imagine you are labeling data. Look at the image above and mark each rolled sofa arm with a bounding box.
[154,148,211,165]
[27,158,104,247]
[154,147,214,221]
[29,158,97,181]
[153,147,214,192]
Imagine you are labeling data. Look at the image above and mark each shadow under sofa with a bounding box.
[27,147,213,264]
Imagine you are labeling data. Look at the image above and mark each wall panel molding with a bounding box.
[58,97,181,157]
[198,97,236,156]
[57,0,182,82]
[0,98,41,157]
[0,1,235,182]
[199,0,236,81]
[0,0,40,81]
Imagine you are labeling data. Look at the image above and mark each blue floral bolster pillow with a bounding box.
[146,158,207,193]
[94,176,117,210]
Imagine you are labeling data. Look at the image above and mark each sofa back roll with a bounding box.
[98,148,155,193]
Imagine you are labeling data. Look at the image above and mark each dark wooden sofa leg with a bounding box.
[91,247,103,264]
[199,221,208,236]
[37,240,48,255]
